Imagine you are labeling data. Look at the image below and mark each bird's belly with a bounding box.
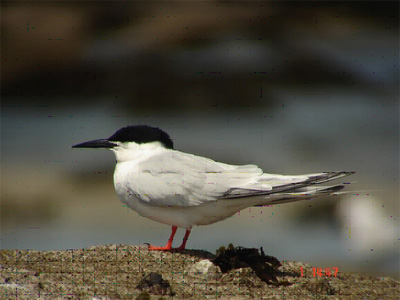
[115,188,262,229]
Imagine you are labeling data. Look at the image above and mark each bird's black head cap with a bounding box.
[108,125,174,149]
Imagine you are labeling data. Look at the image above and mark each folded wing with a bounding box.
[127,150,354,207]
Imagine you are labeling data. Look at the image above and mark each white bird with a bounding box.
[72,125,355,251]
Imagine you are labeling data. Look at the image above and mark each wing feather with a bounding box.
[125,151,269,206]
[124,150,354,207]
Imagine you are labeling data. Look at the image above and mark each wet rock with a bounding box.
[136,272,174,296]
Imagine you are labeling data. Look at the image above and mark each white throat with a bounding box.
[111,141,167,163]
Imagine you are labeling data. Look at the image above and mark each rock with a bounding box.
[1,245,398,299]
[306,278,336,295]
[185,259,222,280]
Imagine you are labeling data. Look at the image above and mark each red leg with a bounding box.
[148,226,177,251]
[176,229,191,250]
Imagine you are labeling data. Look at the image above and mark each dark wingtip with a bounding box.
[322,185,346,193]
[323,171,356,177]
[344,171,357,176]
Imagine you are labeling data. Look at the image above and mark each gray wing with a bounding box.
[125,150,269,207]
[126,150,354,207]
[221,171,355,199]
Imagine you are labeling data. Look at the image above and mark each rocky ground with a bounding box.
[0,244,398,299]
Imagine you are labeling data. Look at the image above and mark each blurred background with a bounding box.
[1,1,398,279]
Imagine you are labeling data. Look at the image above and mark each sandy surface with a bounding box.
[1,244,398,299]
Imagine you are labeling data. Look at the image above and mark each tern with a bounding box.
[72,125,355,251]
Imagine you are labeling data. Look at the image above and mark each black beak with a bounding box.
[72,139,117,149]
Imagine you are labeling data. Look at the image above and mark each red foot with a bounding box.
[147,244,187,251]
[147,244,173,251]
[146,226,191,251]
